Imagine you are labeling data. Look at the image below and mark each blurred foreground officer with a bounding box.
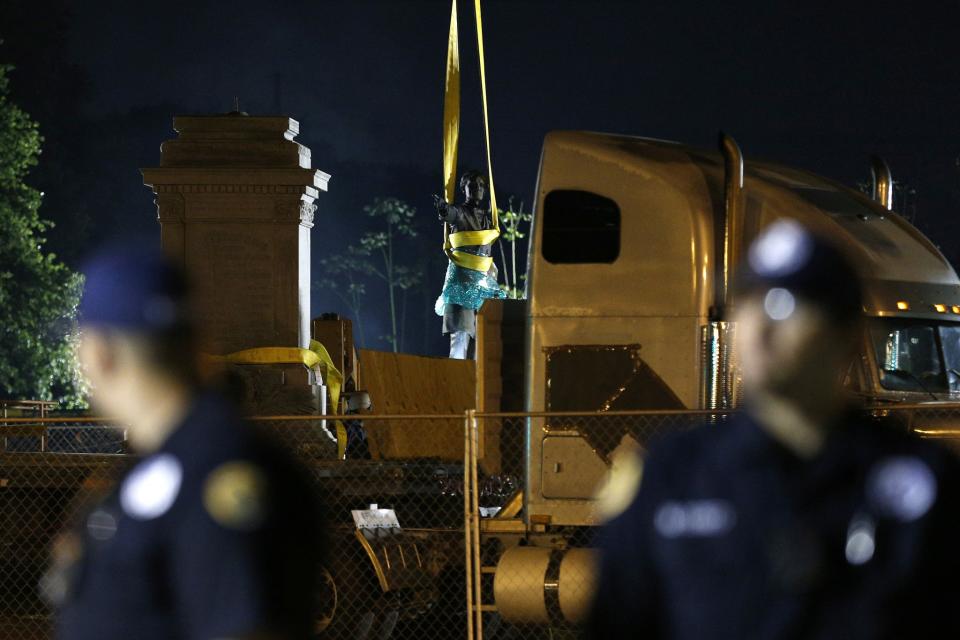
[588,220,960,639]
[48,248,324,640]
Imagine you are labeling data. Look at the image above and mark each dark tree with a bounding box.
[0,64,84,406]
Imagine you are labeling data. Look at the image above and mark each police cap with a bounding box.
[735,219,863,325]
[78,246,191,333]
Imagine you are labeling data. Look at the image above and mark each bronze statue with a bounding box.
[433,171,506,359]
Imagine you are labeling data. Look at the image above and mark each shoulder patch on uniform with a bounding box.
[203,461,267,530]
[120,453,183,520]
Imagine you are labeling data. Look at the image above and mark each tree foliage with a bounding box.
[497,197,532,299]
[314,197,424,353]
[316,246,370,348]
[357,198,423,352]
[0,64,84,407]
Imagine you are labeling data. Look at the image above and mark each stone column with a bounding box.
[142,113,329,354]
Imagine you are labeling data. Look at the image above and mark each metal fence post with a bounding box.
[469,409,484,639]
[464,409,475,640]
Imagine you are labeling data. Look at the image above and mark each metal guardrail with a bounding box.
[0,405,959,639]
[0,401,59,420]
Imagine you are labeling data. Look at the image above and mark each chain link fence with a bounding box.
[468,411,728,640]
[0,416,128,639]
[0,413,471,640]
[262,414,469,639]
[1,406,960,639]
[466,406,960,639]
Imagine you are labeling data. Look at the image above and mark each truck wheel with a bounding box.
[314,566,337,634]
[317,551,383,638]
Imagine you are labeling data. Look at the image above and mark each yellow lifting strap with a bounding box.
[212,340,348,458]
[442,0,501,273]
[442,0,460,206]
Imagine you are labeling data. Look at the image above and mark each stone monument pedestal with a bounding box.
[142,113,329,354]
[143,113,333,430]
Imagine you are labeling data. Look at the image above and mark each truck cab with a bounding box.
[519,130,960,525]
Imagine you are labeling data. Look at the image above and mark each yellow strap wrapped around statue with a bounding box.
[449,250,494,272]
[444,232,499,271]
[212,341,348,458]
[441,0,501,274]
[448,228,500,249]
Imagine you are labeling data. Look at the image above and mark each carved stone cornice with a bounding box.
[155,192,185,223]
[142,168,330,193]
[155,184,312,194]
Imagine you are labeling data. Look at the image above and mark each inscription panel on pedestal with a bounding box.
[190,226,277,353]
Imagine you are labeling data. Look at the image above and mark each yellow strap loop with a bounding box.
[334,420,348,460]
[306,341,347,460]
[212,342,348,458]
[440,0,502,274]
[473,0,498,228]
[442,0,460,206]
[217,346,319,368]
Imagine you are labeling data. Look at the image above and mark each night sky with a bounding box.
[2,0,958,355]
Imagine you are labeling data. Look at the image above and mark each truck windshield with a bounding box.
[870,319,960,394]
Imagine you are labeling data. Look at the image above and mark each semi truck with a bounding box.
[476,129,960,629]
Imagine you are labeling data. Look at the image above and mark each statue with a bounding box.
[433,171,507,359]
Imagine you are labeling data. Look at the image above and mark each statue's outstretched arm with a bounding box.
[434,196,466,225]
[433,194,451,222]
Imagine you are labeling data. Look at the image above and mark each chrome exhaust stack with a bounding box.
[717,133,745,315]
[870,155,894,211]
[701,133,745,410]
[700,323,738,411]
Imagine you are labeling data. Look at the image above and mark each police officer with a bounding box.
[588,220,960,639]
[47,247,325,640]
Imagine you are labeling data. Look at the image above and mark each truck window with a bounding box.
[541,190,620,264]
[940,325,960,392]
[869,319,960,394]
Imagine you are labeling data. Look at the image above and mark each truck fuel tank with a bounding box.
[493,546,597,625]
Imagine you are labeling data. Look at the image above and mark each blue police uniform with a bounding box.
[588,409,960,640]
[54,246,325,639]
[56,392,324,640]
[589,221,960,639]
